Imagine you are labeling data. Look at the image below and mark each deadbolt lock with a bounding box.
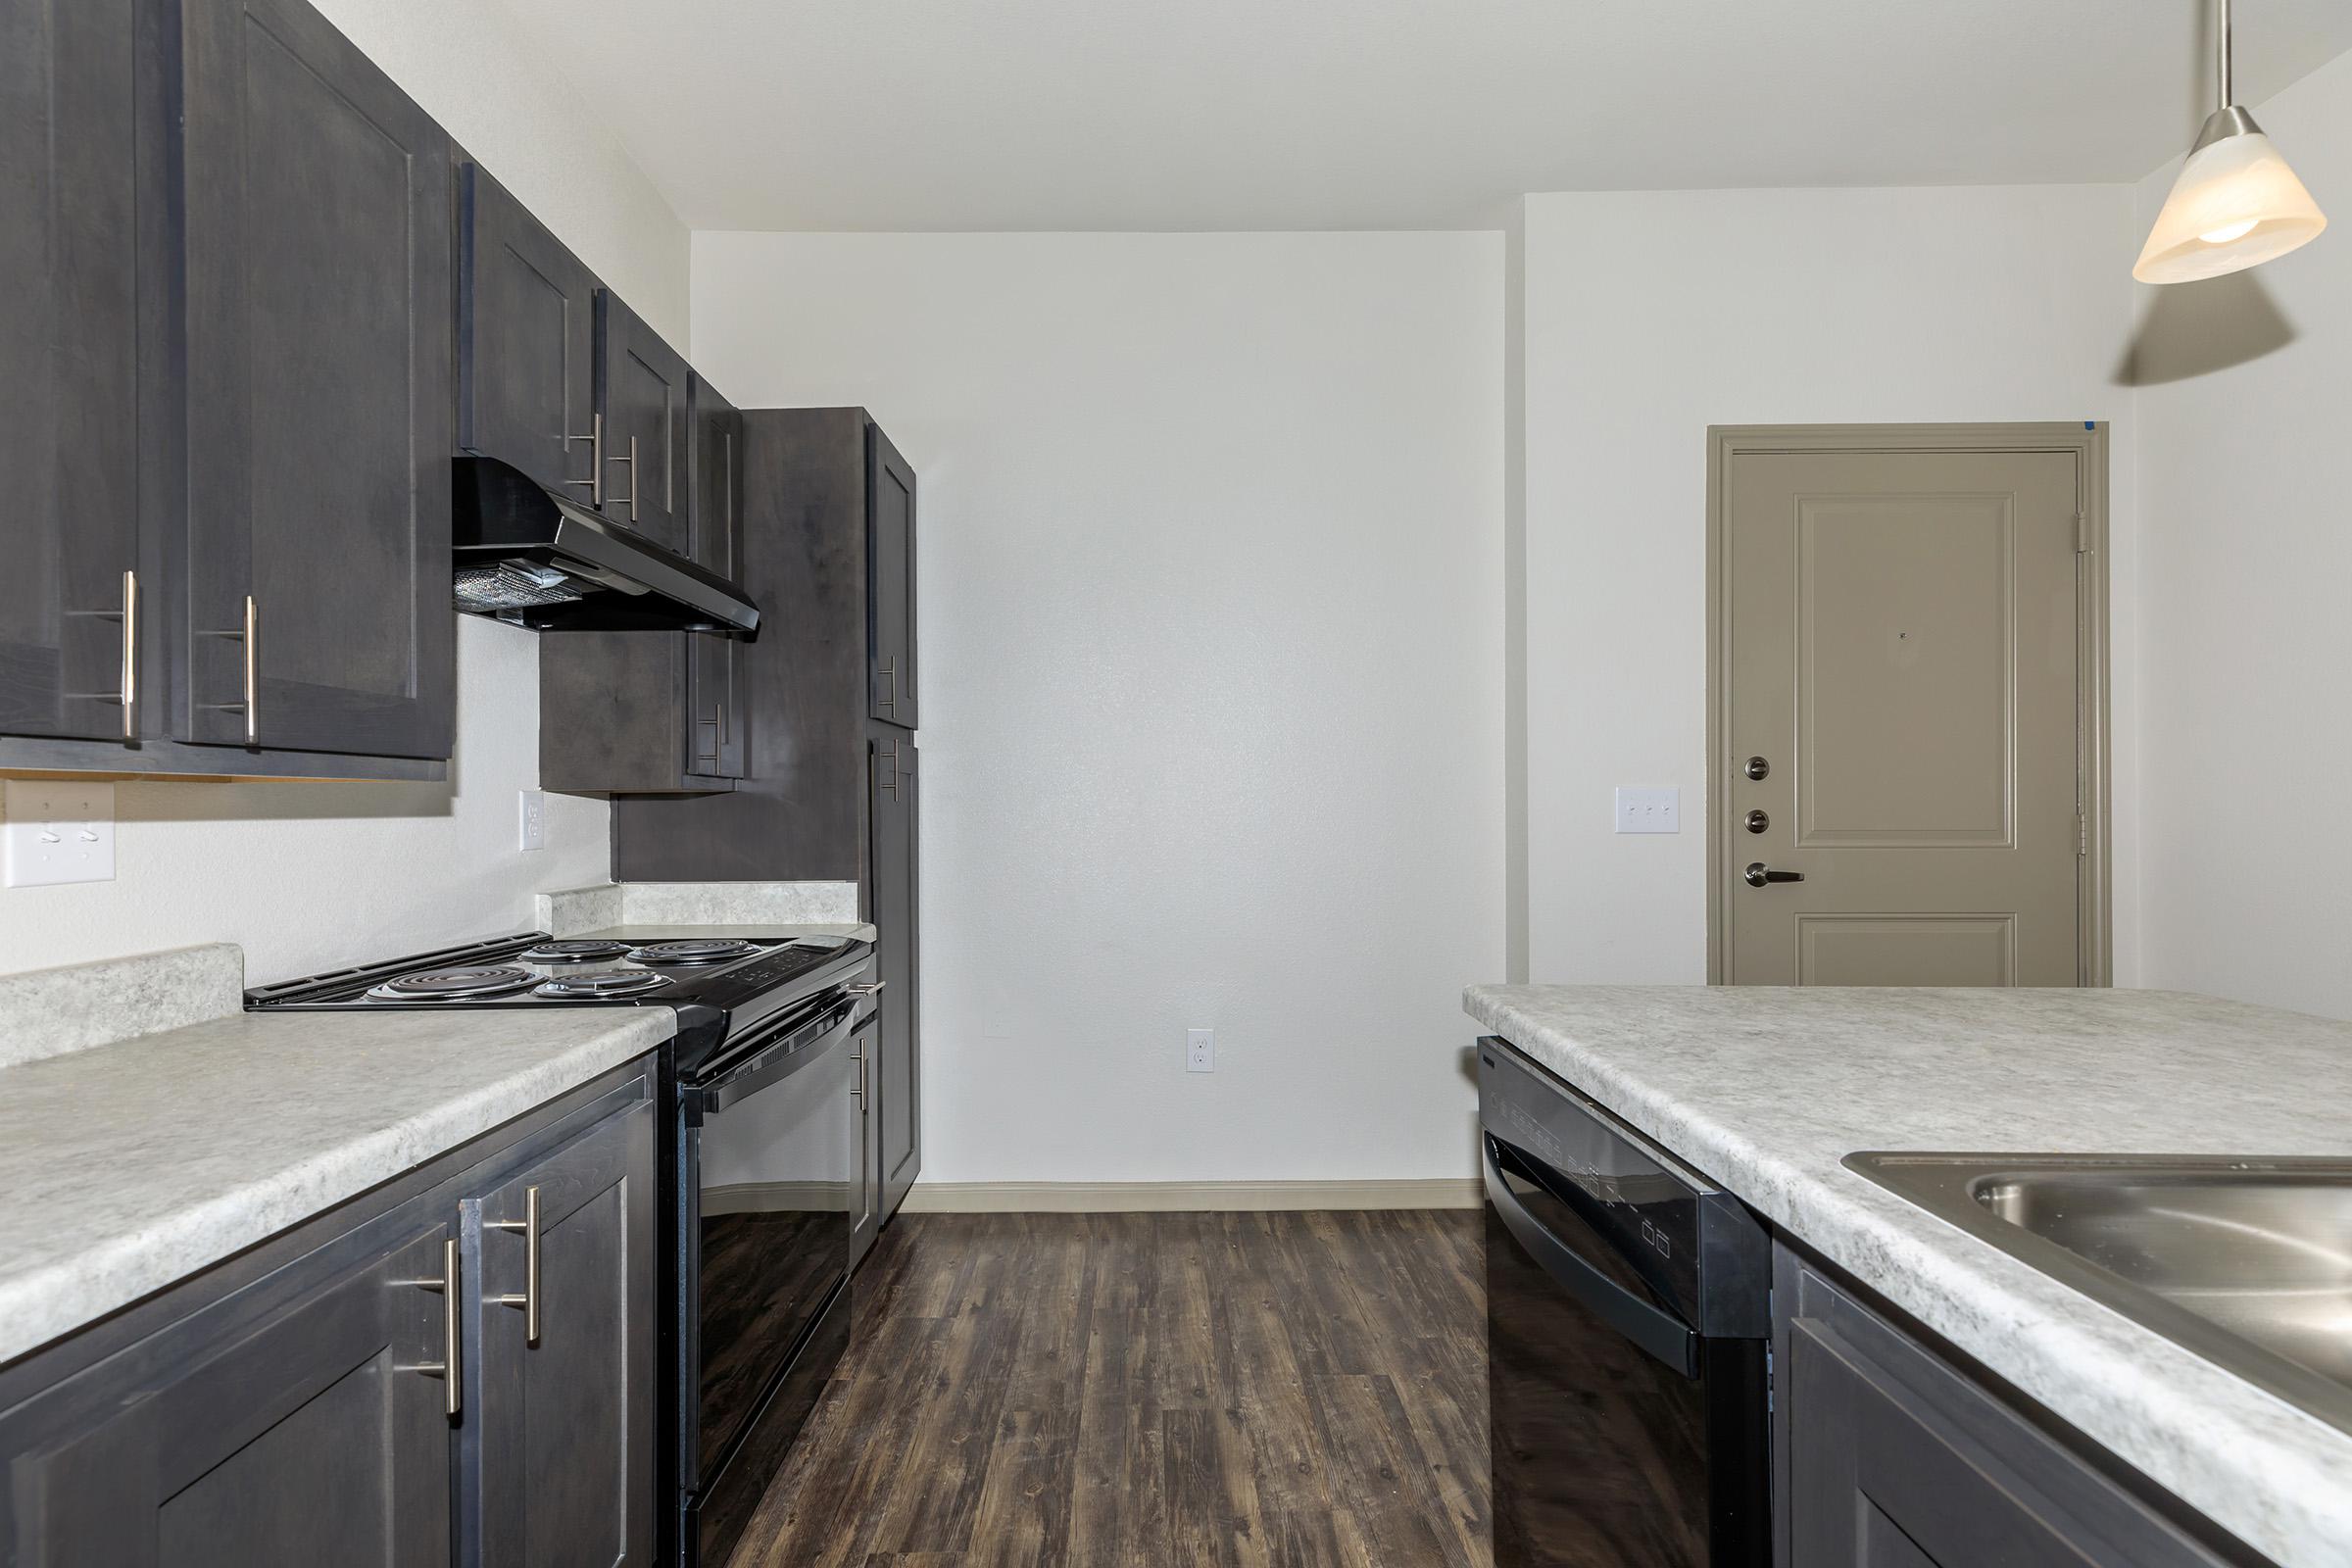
[1743,756,1770,781]
[1744,809,1769,834]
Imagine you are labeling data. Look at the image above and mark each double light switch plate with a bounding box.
[4,780,117,887]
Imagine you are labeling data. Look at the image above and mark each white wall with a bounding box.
[693,232,1504,1184]
[1520,184,2144,984]
[2130,49,2352,1018]
[0,2,692,985]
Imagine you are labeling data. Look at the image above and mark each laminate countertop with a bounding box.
[1463,984,2352,1568]
[0,1005,674,1369]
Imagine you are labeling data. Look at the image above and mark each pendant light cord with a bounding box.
[2219,0,2233,107]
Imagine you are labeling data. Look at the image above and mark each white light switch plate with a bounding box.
[4,780,117,887]
[1614,787,1680,834]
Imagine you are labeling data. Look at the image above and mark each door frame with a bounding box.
[1703,422,2112,987]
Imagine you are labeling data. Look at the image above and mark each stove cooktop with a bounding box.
[245,928,873,1058]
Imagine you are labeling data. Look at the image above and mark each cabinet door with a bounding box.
[0,0,142,742]
[870,731,921,1217]
[0,1219,456,1567]
[471,1099,658,1568]
[179,0,454,759]
[866,422,917,729]
[850,1014,882,1270]
[596,293,690,553]
[687,377,746,780]
[457,163,598,497]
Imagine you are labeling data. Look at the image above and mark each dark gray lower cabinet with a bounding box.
[1778,1248,2239,1568]
[0,1065,657,1568]
[468,1100,657,1568]
[0,1213,457,1567]
[870,730,921,1218]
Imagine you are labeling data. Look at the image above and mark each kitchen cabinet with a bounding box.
[0,0,142,745]
[0,1205,459,1566]
[469,1101,658,1568]
[611,407,923,1234]
[870,731,922,1216]
[687,377,749,780]
[456,164,599,499]
[538,374,749,796]
[867,424,918,729]
[850,1013,883,1270]
[595,294,691,554]
[178,0,455,760]
[0,1063,658,1567]
[1776,1248,2235,1568]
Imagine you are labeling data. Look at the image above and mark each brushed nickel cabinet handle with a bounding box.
[200,595,258,743]
[608,434,638,520]
[564,411,605,506]
[876,740,901,801]
[488,1185,542,1347]
[400,1238,462,1417]
[65,569,138,737]
[852,1041,867,1105]
[878,658,898,713]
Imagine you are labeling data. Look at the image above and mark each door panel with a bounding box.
[472,1100,657,1568]
[458,164,598,497]
[0,1221,456,1567]
[180,0,453,758]
[0,0,141,742]
[596,294,689,552]
[867,422,917,729]
[688,377,747,780]
[1723,450,2081,986]
[870,731,921,1216]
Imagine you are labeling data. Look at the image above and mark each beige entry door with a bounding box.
[1720,447,2083,986]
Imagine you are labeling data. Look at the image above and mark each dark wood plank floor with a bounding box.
[729,1209,1492,1568]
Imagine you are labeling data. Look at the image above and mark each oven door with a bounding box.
[681,990,865,1494]
[1482,1131,1768,1568]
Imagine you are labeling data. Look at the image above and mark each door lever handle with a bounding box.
[1744,862,1804,888]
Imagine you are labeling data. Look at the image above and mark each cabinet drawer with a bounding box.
[1777,1249,2241,1568]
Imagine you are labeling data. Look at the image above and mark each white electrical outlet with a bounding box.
[518,789,546,852]
[4,780,117,887]
[1187,1028,1215,1073]
[1613,787,1681,834]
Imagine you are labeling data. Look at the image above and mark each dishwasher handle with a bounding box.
[1483,1136,1700,1380]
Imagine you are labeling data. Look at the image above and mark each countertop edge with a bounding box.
[1463,984,2352,1568]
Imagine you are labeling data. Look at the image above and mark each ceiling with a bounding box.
[494,0,2352,232]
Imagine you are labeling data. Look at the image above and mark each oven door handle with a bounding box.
[690,996,867,1115]
[1483,1135,1699,1379]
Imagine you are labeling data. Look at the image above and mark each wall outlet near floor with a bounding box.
[4,780,117,887]
[518,789,547,852]
[1187,1028,1215,1073]
[1614,786,1680,834]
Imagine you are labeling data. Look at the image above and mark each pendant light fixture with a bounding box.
[2134,0,2327,283]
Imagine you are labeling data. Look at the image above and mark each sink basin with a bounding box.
[1845,1152,2352,1433]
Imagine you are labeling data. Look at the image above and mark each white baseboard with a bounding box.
[897,1178,1483,1214]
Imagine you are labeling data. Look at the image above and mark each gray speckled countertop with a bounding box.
[1465,984,2352,1568]
[0,1005,672,1369]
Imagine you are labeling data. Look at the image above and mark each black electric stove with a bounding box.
[246,925,877,1567]
[244,926,869,1076]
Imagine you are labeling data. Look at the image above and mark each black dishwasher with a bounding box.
[1479,1037,1772,1567]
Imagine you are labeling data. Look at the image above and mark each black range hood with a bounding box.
[452,455,760,634]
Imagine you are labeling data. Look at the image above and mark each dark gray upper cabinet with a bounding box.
[456,163,599,499]
[0,1210,457,1567]
[870,730,921,1218]
[1778,1248,2236,1568]
[688,377,748,780]
[0,0,142,744]
[469,1101,658,1568]
[867,423,918,729]
[595,293,690,554]
[178,0,454,760]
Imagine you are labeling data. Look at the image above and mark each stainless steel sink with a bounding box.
[1845,1152,2352,1433]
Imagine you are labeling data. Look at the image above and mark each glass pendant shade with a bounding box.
[2135,108,2328,283]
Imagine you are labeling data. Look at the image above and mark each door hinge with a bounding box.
[2074,511,2090,555]
[2078,812,2089,857]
